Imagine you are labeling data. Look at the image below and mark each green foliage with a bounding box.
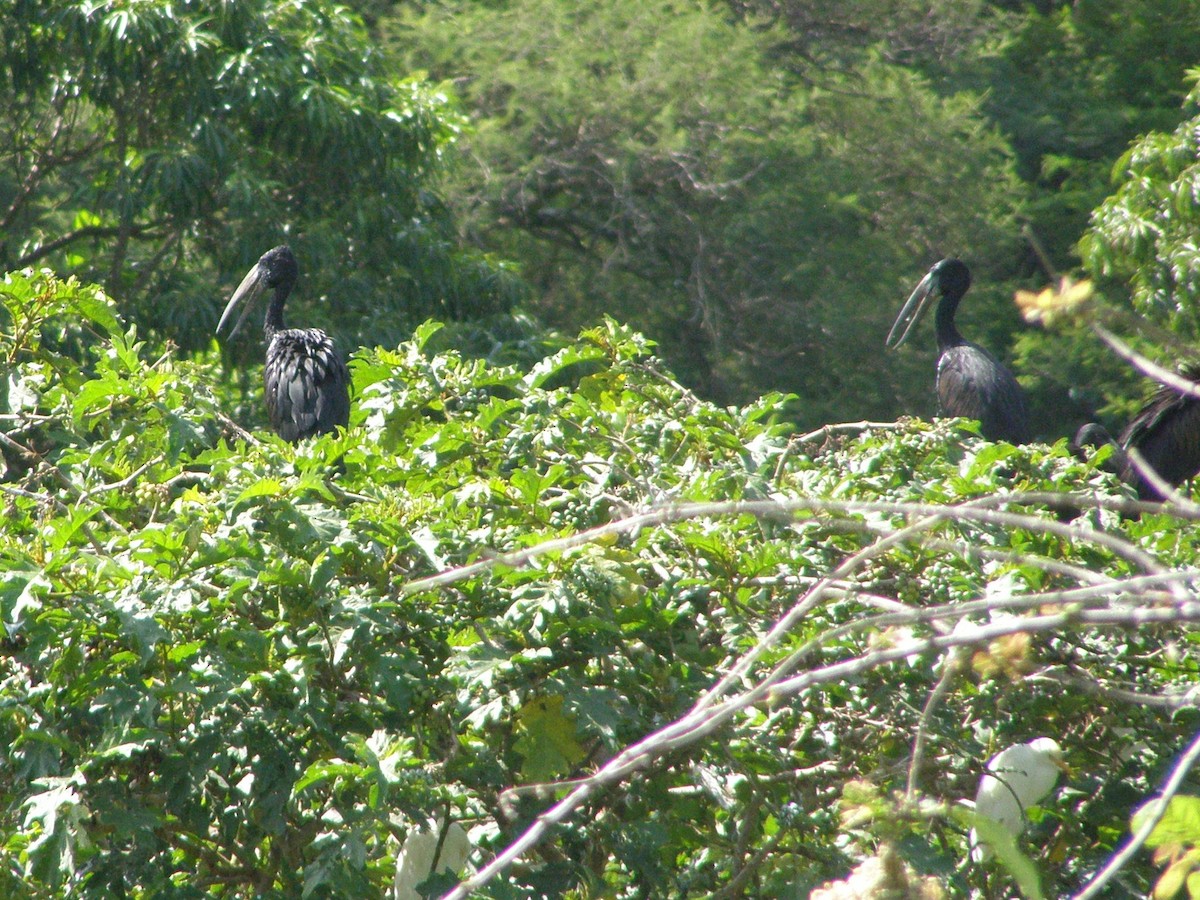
[957,2,1200,434]
[724,0,997,72]
[1083,71,1200,337]
[0,0,521,357]
[0,268,1195,896]
[9,0,1189,450]
[948,0,1200,272]
[387,0,1200,442]
[1134,796,1200,900]
[1013,65,1200,429]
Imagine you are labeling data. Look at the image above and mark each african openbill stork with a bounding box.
[1117,366,1200,501]
[886,258,1031,443]
[217,245,350,442]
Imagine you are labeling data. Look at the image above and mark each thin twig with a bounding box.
[399,494,1166,597]
[78,456,163,501]
[1029,670,1200,712]
[1071,727,1200,900]
[1021,223,1059,281]
[38,462,127,534]
[702,827,787,900]
[443,598,1200,900]
[1125,445,1200,513]
[423,493,1200,898]
[1093,324,1200,401]
[0,427,39,462]
[161,471,209,490]
[795,420,906,444]
[693,507,954,713]
[906,646,968,800]
[216,411,258,445]
[0,484,108,553]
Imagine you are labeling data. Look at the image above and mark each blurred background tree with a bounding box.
[388,0,1200,436]
[389,0,1021,424]
[948,0,1200,432]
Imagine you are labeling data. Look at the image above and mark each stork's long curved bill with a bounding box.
[216,262,268,340]
[885,271,936,349]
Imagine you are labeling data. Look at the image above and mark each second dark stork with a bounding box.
[217,245,350,442]
[886,258,1031,443]
[1116,364,1200,501]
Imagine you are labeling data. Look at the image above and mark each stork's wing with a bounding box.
[937,343,1030,444]
[1120,385,1200,491]
[264,329,350,442]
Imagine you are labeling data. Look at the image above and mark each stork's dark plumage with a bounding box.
[886,258,1030,443]
[1118,366,1200,501]
[217,245,350,442]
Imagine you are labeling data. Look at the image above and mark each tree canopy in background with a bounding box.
[963,1,1200,431]
[391,0,1022,424]
[4,0,1198,434]
[390,0,1200,437]
[0,0,521,360]
[964,0,1200,272]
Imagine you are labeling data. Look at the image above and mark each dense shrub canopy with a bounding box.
[0,269,1196,897]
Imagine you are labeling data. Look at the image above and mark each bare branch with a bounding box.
[1125,445,1200,512]
[446,590,1200,899]
[795,420,908,444]
[401,494,1190,600]
[15,221,168,269]
[78,456,164,501]
[1093,323,1200,400]
[906,645,968,799]
[436,491,1200,898]
[1072,727,1200,900]
[1030,670,1200,712]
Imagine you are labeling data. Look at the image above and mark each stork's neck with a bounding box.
[934,290,965,351]
[264,283,289,340]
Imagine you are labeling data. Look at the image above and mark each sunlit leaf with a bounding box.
[513,694,586,783]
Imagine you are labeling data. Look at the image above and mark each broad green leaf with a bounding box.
[1136,796,1200,849]
[235,478,285,504]
[71,376,122,423]
[293,760,369,795]
[955,805,1043,900]
[69,288,122,338]
[0,567,49,631]
[513,694,586,783]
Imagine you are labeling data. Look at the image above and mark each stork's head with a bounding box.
[886,258,970,349]
[216,245,298,339]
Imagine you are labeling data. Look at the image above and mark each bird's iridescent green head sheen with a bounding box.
[217,245,298,340]
[886,258,971,349]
